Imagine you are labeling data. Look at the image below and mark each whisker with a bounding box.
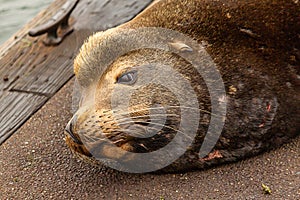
[115,113,179,123]
[112,138,129,145]
[109,105,215,119]
[118,121,194,141]
[138,143,149,151]
[108,107,172,118]
[117,123,163,135]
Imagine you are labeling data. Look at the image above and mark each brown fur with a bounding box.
[66,0,300,172]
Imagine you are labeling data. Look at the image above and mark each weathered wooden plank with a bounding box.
[0,0,153,144]
[10,30,88,95]
[7,0,153,94]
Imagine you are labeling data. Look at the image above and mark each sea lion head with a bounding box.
[65,27,210,172]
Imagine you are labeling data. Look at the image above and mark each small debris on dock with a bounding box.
[262,183,272,195]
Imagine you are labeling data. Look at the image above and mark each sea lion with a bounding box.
[65,0,300,173]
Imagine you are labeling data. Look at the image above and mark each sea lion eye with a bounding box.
[117,70,138,85]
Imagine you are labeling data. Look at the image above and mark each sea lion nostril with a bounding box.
[65,116,83,145]
[65,121,72,135]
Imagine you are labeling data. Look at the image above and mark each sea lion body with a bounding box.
[66,0,300,172]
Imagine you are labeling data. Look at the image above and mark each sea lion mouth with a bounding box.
[65,135,92,157]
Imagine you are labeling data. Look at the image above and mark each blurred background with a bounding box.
[0,0,52,45]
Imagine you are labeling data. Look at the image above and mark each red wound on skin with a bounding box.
[266,104,271,112]
[259,103,273,128]
[201,150,223,161]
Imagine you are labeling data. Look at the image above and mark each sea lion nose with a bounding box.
[65,115,83,145]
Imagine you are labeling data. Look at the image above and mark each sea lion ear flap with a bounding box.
[168,41,193,53]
